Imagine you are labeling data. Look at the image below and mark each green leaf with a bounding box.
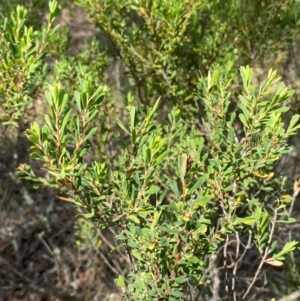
[116,119,130,135]
[93,94,105,106]
[137,210,149,218]
[239,113,248,128]
[115,275,125,289]
[152,211,161,229]
[139,135,149,148]
[280,240,298,254]
[228,127,235,146]
[82,127,97,143]
[59,91,68,112]
[277,217,296,224]
[44,114,54,132]
[225,185,234,192]
[81,91,87,109]
[269,240,278,254]
[187,256,199,264]
[207,69,219,90]
[45,90,53,106]
[79,78,86,92]
[146,148,151,164]
[113,214,123,222]
[131,128,136,145]
[229,112,236,125]
[132,250,144,261]
[30,152,43,160]
[189,175,207,193]
[130,106,137,129]
[145,185,160,196]
[61,108,72,134]
[239,96,250,119]
[74,90,81,112]
[174,276,185,284]
[195,224,207,235]
[145,97,160,125]
[41,125,49,141]
[195,195,211,207]
[79,146,88,158]
[236,216,257,225]
[31,121,40,137]
[240,65,253,87]
[86,110,98,123]
[271,106,289,114]
[163,227,180,234]
[170,181,179,196]
[91,85,105,101]
[128,214,140,224]
[133,276,144,290]
[27,135,39,145]
[288,115,300,130]
[154,149,169,166]
[169,290,183,298]
[73,115,80,141]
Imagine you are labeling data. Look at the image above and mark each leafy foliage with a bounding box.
[1,0,300,300]
[26,66,300,300]
[0,0,59,127]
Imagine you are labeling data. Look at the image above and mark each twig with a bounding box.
[242,208,278,299]
[232,232,240,301]
[37,232,61,283]
[224,234,230,301]
[208,254,221,301]
[232,233,252,301]
[286,180,300,279]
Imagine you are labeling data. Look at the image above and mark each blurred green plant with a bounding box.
[0,0,60,127]
[75,0,299,120]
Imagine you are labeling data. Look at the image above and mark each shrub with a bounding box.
[24,65,300,300]
[1,0,300,300]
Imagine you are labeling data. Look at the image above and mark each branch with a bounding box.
[242,208,278,299]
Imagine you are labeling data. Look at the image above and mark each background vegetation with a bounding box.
[1,0,300,300]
